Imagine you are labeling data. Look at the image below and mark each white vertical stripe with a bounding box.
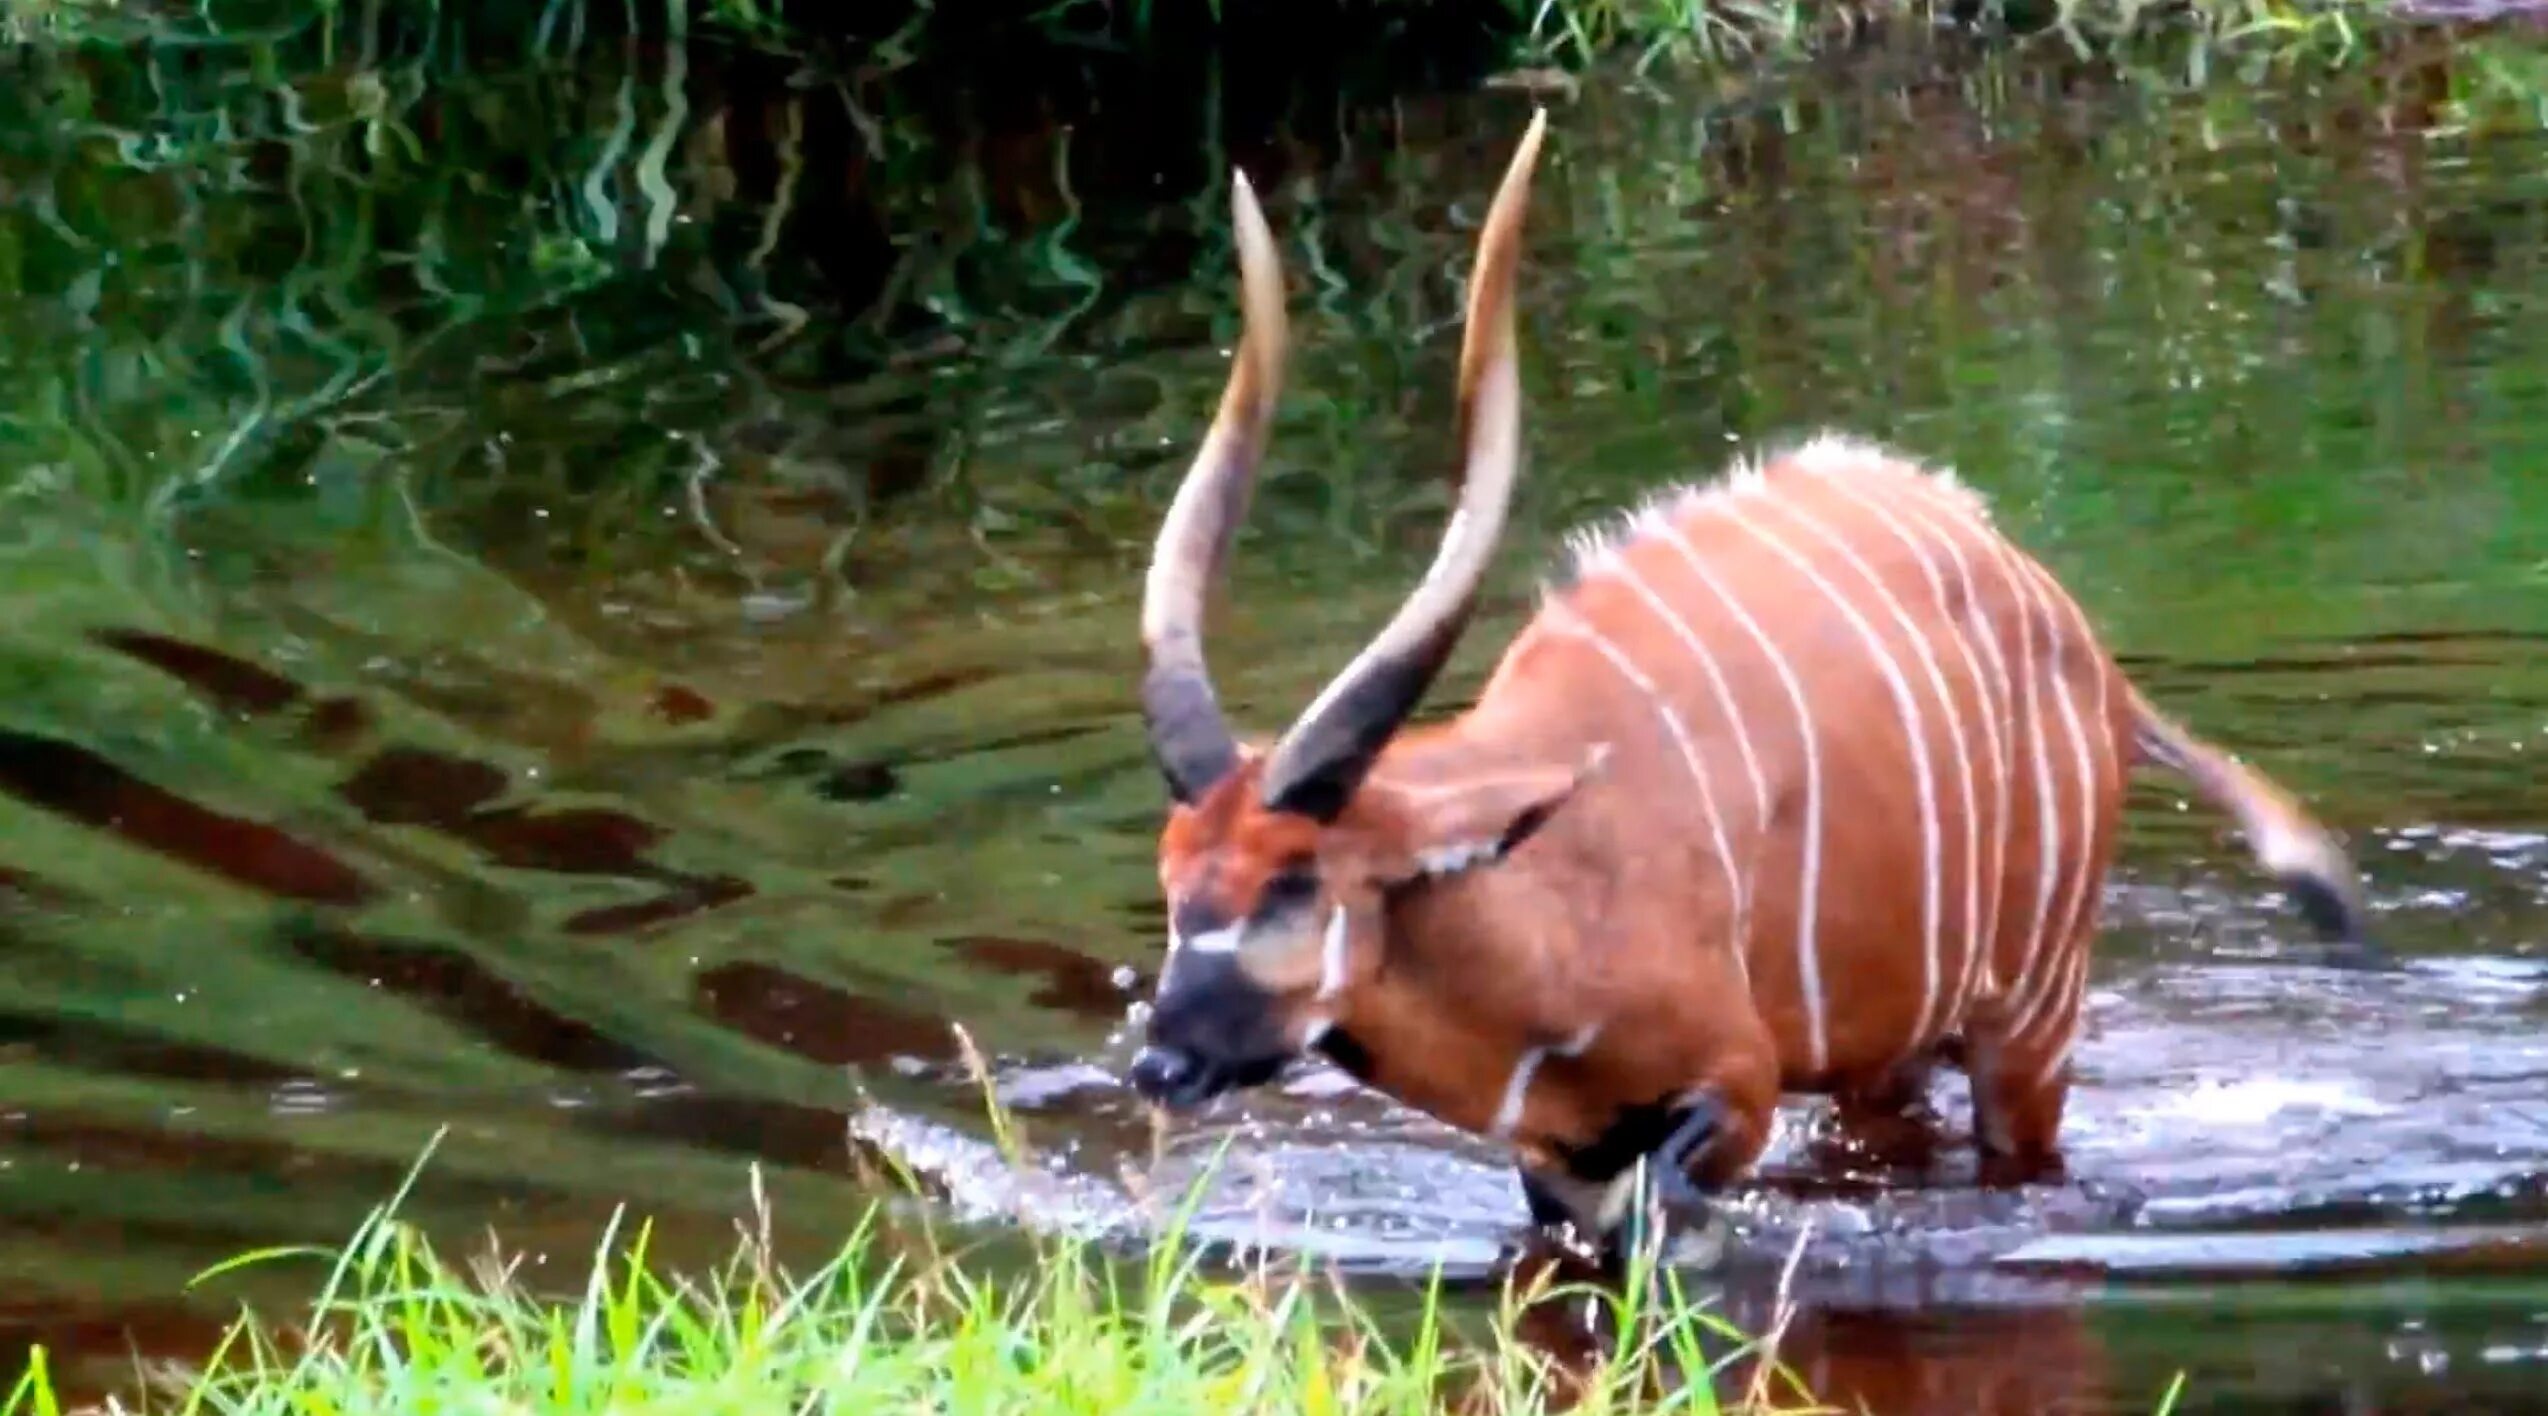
[1315,905,1350,1002]
[2010,556,2120,1082]
[1650,522,1831,1048]
[1612,557,1771,832]
[1489,1023,1603,1141]
[1654,518,1829,1074]
[1799,468,1996,1038]
[1731,490,1946,1055]
[1608,555,1768,984]
[1888,473,2108,1087]
[1889,474,2044,1008]
[2001,557,2096,1044]
[2024,946,2089,1096]
[1541,601,1747,990]
[2026,927,2089,1090]
[1883,489,2019,1012]
[2002,541,2061,1013]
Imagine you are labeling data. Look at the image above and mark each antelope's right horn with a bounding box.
[1260,109,1549,822]
[1138,170,1292,804]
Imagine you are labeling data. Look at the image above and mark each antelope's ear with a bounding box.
[1365,744,1610,885]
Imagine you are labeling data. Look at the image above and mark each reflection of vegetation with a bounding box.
[2,0,2526,78]
[3,6,2546,1055]
[0,0,1511,546]
[3,8,2542,569]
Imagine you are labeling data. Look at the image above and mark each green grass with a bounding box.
[0,1133,1834,1416]
[1515,0,2413,70]
[0,1081,2216,1416]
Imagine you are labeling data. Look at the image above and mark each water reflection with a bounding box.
[1,11,2547,1414]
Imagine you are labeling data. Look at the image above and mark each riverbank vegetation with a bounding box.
[0,0,2503,71]
[0,1151,1829,1416]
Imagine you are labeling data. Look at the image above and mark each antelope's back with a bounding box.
[1502,439,2134,1079]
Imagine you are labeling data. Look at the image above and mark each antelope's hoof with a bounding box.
[1655,1162,1713,1220]
[1651,1093,1725,1212]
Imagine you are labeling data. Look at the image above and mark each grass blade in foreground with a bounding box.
[1,1133,1846,1414]
[0,1106,2212,1414]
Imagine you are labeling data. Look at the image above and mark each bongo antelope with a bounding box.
[1123,110,2376,1262]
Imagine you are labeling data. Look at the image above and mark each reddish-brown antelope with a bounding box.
[1123,109,2378,1266]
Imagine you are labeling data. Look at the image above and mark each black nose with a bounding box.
[1128,1045,1210,1107]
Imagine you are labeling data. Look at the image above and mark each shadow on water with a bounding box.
[5,6,2548,1410]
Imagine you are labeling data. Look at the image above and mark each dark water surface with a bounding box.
[4,16,2548,1413]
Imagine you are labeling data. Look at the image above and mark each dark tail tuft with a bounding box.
[2131,684,2394,971]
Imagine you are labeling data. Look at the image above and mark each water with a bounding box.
[4,14,2548,1412]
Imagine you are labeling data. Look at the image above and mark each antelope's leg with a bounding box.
[1816,1054,1950,1174]
[1511,1165,1628,1270]
[1652,1011,1781,1202]
[1960,993,2078,1189]
[1679,1080,1774,1190]
[1835,1055,1940,1123]
[1650,1094,1728,1215]
[1519,1167,1576,1229]
[1591,1085,1772,1275]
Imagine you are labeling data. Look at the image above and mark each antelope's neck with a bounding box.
[1320,870,1584,1132]
[1321,950,1550,1140]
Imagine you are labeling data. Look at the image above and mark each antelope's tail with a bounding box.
[2127,684,2386,967]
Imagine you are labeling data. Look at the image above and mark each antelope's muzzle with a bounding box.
[1128,945,1293,1111]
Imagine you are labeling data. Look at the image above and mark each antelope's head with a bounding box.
[1125,113,1585,1112]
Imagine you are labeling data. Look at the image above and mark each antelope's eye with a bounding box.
[1257,863,1319,918]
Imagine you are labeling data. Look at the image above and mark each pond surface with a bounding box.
[4,15,2548,1413]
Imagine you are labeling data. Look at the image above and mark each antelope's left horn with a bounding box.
[1260,108,1549,821]
[1140,169,1292,803]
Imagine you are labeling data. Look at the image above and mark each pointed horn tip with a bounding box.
[1229,168,1263,228]
[1229,168,1277,246]
[1222,167,1287,360]
[1508,105,1549,173]
[1229,170,1282,263]
[1461,111,1546,340]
